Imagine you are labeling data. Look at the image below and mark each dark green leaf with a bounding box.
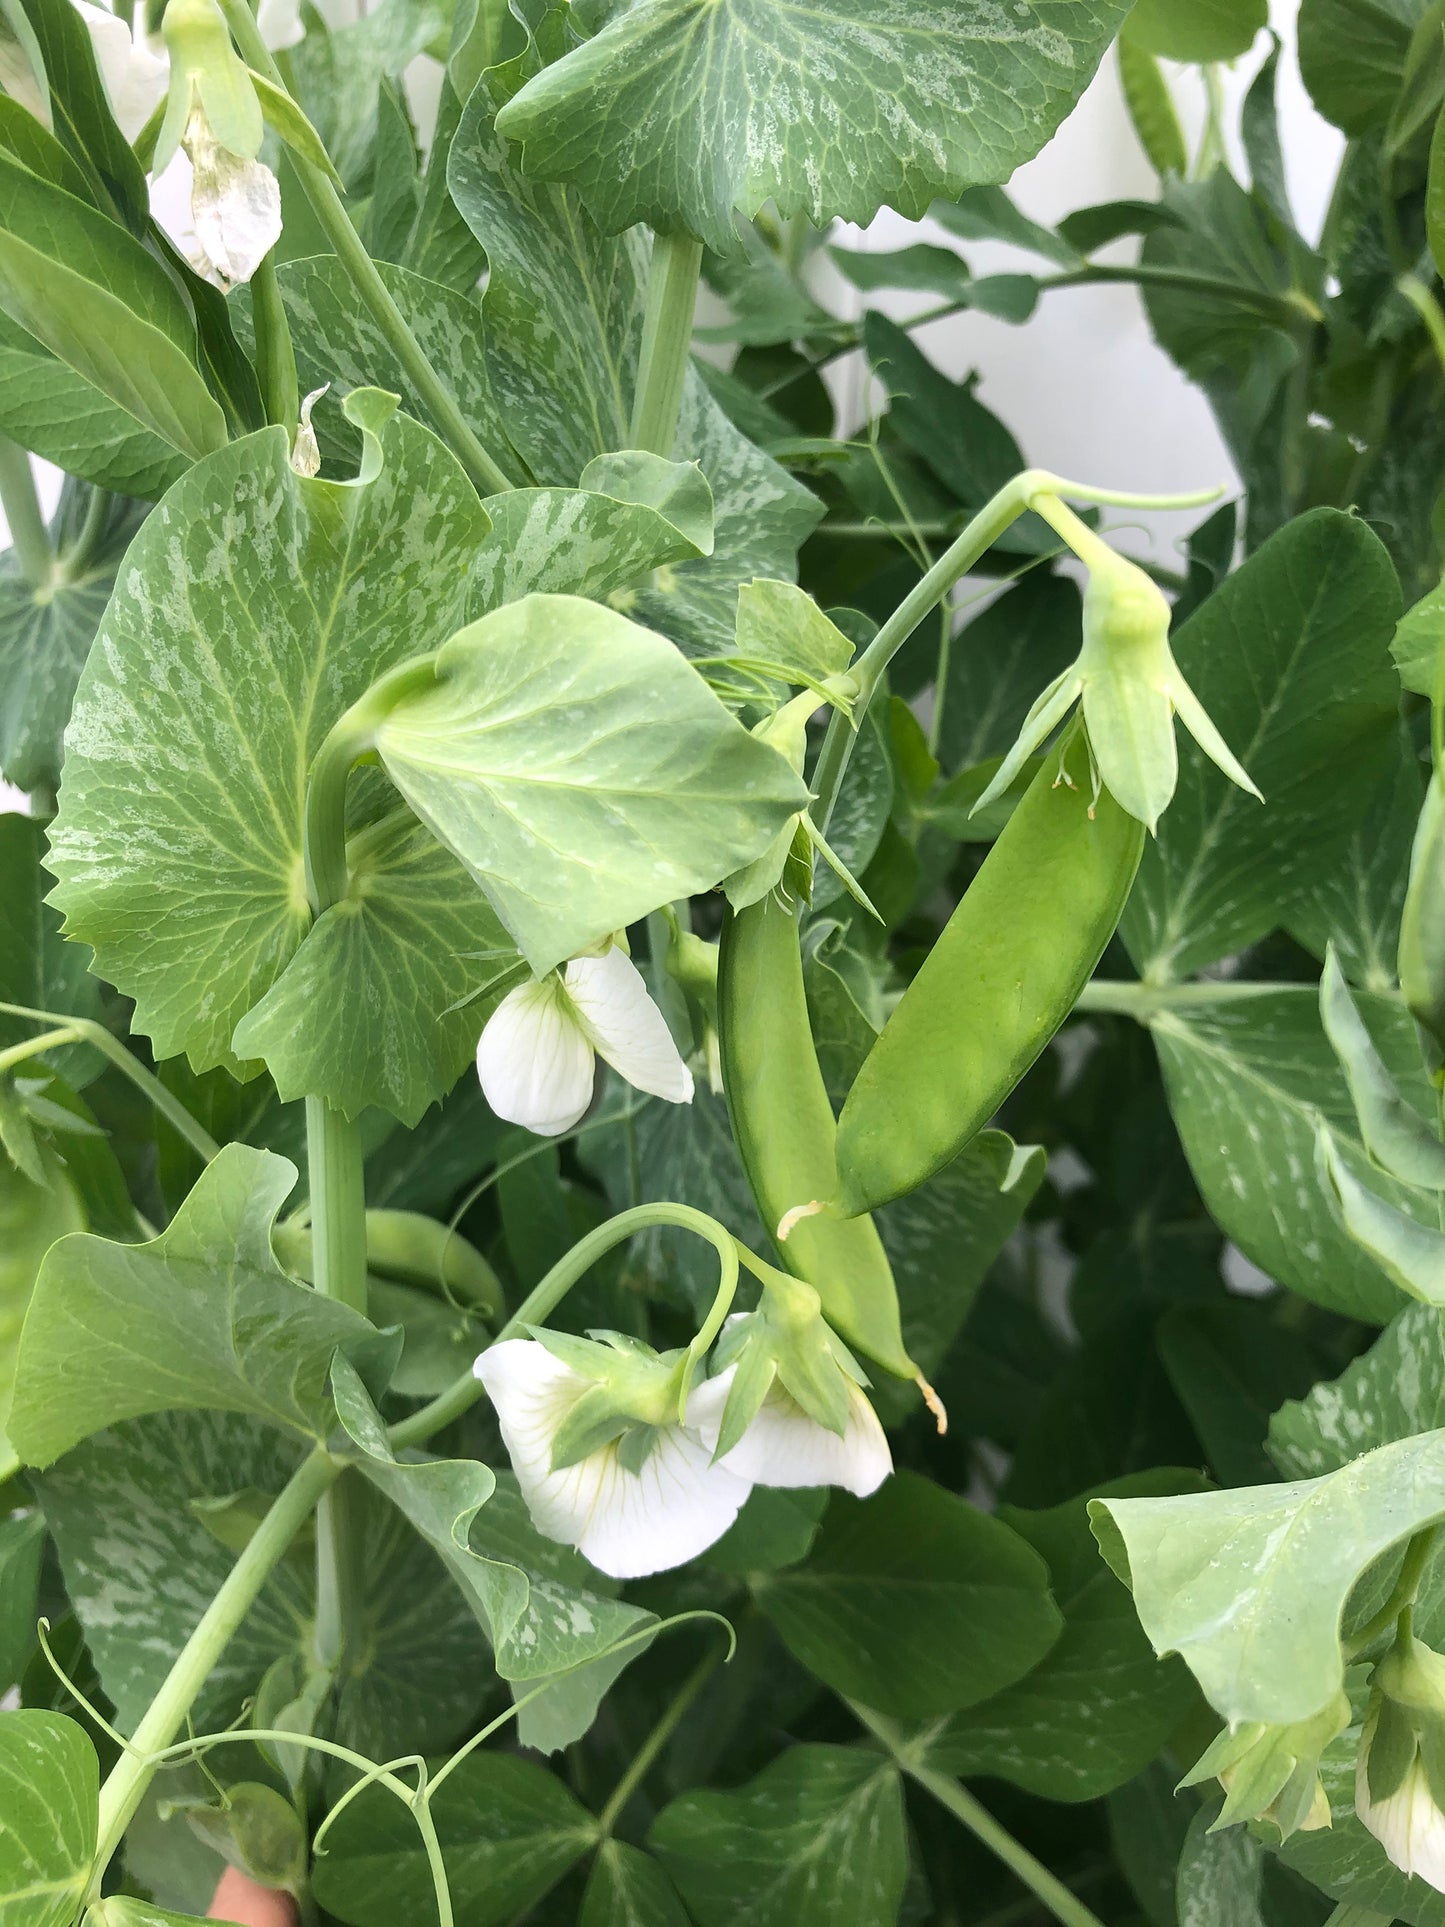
[580,1841,690,1927]
[753,1469,1062,1720]
[0,1512,44,1691]
[1299,0,1429,135]
[650,1744,907,1927]
[935,572,1082,772]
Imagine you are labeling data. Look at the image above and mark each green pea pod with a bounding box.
[718,892,918,1383]
[834,729,1145,1216]
[273,1208,505,1322]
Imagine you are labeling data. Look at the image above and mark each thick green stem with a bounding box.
[216,0,512,497]
[0,1002,220,1163]
[630,230,703,456]
[252,249,301,431]
[1075,979,1310,1021]
[850,1704,1107,1927]
[0,437,52,589]
[596,1648,720,1837]
[1347,1526,1440,1657]
[388,1202,739,1449]
[811,467,1222,833]
[92,1447,339,1882]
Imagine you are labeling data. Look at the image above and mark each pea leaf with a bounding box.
[1393,570,1445,696]
[0,152,225,463]
[9,1144,385,1466]
[1174,1805,1267,1927]
[0,310,183,498]
[469,455,714,617]
[9,0,150,230]
[311,1752,596,1927]
[0,814,100,1078]
[447,80,822,647]
[491,0,1132,254]
[0,1513,44,1691]
[0,481,145,795]
[1150,988,1429,1321]
[753,1468,1062,1720]
[0,1145,84,1466]
[47,396,492,1102]
[36,1408,489,1754]
[920,1470,1205,1802]
[0,1710,96,1927]
[1124,0,1266,62]
[1299,0,1428,135]
[373,593,808,974]
[1269,1303,1445,1478]
[1123,509,1402,981]
[1090,1428,1445,1726]
[935,572,1082,771]
[263,254,520,484]
[650,1744,907,1927]
[580,1842,690,1927]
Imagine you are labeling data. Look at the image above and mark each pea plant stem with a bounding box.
[630,229,704,456]
[812,466,1222,833]
[595,1648,720,1837]
[1074,979,1309,1019]
[0,1001,221,1162]
[849,1704,1108,1927]
[387,1201,740,1450]
[0,436,52,589]
[91,1446,340,1886]
[251,249,301,431]
[216,0,513,498]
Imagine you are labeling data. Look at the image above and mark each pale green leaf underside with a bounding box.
[10,1144,381,1465]
[1091,1429,1445,1726]
[494,0,1134,254]
[374,593,808,973]
[46,407,489,1104]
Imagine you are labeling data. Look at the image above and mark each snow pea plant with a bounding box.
[3,0,1445,1921]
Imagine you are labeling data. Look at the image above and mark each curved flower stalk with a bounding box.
[973,492,1260,833]
[689,1271,893,1499]
[1180,1690,1348,1840]
[476,938,693,1136]
[156,0,281,284]
[1357,1633,1445,1890]
[474,1333,748,1578]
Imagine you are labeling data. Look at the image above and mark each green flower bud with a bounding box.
[1179,1688,1349,1839]
[156,0,263,172]
[973,493,1261,833]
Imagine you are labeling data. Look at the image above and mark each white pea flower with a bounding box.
[1357,1634,1445,1891]
[477,940,693,1137]
[474,1335,750,1578]
[74,0,168,141]
[184,111,281,284]
[255,0,305,53]
[691,1368,891,1497]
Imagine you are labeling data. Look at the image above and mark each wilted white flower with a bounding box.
[185,111,281,284]
[74,0,168,141]
[1357,1635,1445,1891]
[691,1368,891,1497]
[290,385,327,478]
[477,941,693,1137]
[474,1336,749,1577]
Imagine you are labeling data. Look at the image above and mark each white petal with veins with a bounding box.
[475,1339,750,1578]
[1358,1753,1445,1893]
[477,975,596,1135]
[565,945,693,1105]
[691,1370,892,1497]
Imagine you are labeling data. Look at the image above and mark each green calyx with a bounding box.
[972,491,1261,834]
[156,0,264,172]
[1363,1634,1445,1809]
[1180,1687,1350,1839]
[535,1328,690,1472]
[702,1258,867,1459]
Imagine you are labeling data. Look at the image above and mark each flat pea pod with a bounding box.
[718,890,917,1381]
[834,728,1145,1216]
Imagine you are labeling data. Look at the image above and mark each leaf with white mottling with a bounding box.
[1175,1804,1266,1927]
[493,0,1133,254]
[0,1710,96,1927]
[1151,988,1430,1322]
[46,398,490,1096]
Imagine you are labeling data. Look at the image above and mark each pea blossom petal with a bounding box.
[1357,1753,1445,1892]
[564,946,694,1105]
[690,1367,892,1497]
[75,0,169,141]
[475,1339,750,1578]
[187,114,282,285]
[477,975,595,1135]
